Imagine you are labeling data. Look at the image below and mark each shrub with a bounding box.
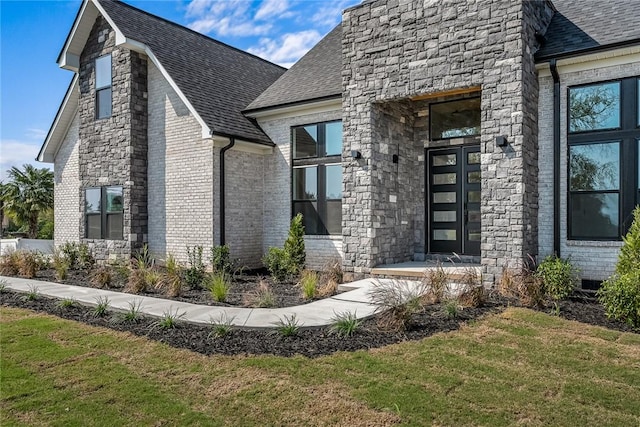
[59,242,94,270]
[90,266,112,288]
[144,269,162,289]
[207,272,230,303]
[184,246,205,288]
[498,265,545,308]
[93,296,110,317]
[598,206,640,328]
[330,311,360,337]
[210,245,232,274]
[457,284,486,308]
[321,259,343,284]
[135,244,154,269]
[161,254,183,297]
[125,267,147,294]
[423,261,450,303]
[77,243,95,269]
[535,255,579,301]
[60,242,79,269]
[298,270,319,300]
[284,213,305,274]
[263,247,292,282]
[368,280,429,331]
[318,278,338,298]
[443,299,461,319]
[16,250,38,278]
[52,249,71,281]
[0,251,20,276]
[110,259,130,286]
[243,279,275,308]
[274,314,300,337]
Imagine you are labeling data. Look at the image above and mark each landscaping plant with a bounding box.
[120,300,143,323]
[535,255,579,301]
[57,298,77,310]
[330,311,360,337]
[498,264,545,308]
[155,308,185,330]
[89,265,112,288]
[92,296,110,318]
[598,206,640,328]
[298,270,318,300]
[274,314,300,337]
[283,213,305,274]
[207,272,230,303]
[52,249,71,281]
[15,250,39,278]
[368,280,429,331]
[243,279,276,308]
[0,251,20,276]
[161,254,183,297]
[185,246,205,288]
[423,260,449,303]
[208,313,234,338]
[23,285,39,301]
[263,247,291,282]
[210,244,232,274]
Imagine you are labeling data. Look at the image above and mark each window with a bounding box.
[85,186,123,240]
[568,77,640,239]
[430,98,481,140]
[292,121,342,235]
[95,54,112,119]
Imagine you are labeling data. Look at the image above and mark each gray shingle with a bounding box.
[245,25,342,112]
[537,0,640,60]
[99,0,285,144]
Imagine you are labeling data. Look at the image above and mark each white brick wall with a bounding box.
[147,62,214,262]
[258,109,343,269]
[538,60,640,281]
[54,112,80,245]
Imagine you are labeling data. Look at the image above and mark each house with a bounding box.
[38,0,640,287]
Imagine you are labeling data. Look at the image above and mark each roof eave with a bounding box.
[535,38,640,63]
[243,94,342,118]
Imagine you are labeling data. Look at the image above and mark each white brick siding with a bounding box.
[54,112,80,245]
[257,108,343,269]
[538,59,640,281]
[147,61,214,262]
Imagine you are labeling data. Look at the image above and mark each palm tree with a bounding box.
[2,164,54,238]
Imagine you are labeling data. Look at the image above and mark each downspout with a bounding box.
[219,137,236,245]
[550,59,560,256]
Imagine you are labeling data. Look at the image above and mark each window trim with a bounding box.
[95,54,112,120]
[85,186,124,240]
[291,120,342,236]
[566,77,640,241]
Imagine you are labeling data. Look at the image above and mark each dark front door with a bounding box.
[427,146,481,256]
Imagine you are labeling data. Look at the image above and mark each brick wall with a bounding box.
[54,113,81,245]
[147,61,214,263]
[538,60,639,281]
[257,108,343,269]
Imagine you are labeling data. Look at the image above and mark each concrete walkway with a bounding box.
[0,275,424,329]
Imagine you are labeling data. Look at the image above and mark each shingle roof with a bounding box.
[99,0,285,144]
[245,25,342,112]
[537,0,640,60]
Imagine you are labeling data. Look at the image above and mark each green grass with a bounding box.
[1,307,639,426]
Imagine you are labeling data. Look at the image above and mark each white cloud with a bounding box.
[255,0,291,20]
[248,30,322,67]
[311,0,359,28]
[0,140,50,181]
[26,128,48,140]
[186,0,275,37]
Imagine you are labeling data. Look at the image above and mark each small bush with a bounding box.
[535,255,579,301]
[59,242,94,270]
[155,308,185,330]
[498,265,545,308]
[60,242,79,269]
[125,267,147,294]
[210,245,232,274]
[284,213,305,274]
[443,299,461,319]
[263,247,292,282]
[321,259,343,285]
[598,206,640,328]
[330,311,360,337]
[208,313,234,338]
[90,266,112,289]
[52,249,71,281]
[243,280,276,308]
[0,251,20,276]
[184,246,205,288]
[207,272,230,303]
[298,270,319,300]
[110,259,130,286]
[318,278,338,298]
[93,296,110,317]
[15,250,39,278]
[457,284,486,308]
[77,243,95,269]
[161,254,183,297]
[121,300,143,323]
[274,314,300,337]
[369,280,429,331]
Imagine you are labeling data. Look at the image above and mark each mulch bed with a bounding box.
[29,267,309,308]
[1,288,636,358]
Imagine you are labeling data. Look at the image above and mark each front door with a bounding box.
[427,146,481,256]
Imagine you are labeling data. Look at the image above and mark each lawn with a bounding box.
[1,306,639,426]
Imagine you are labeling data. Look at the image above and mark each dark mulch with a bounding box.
[1,289,635,358]
[31,267,308,308]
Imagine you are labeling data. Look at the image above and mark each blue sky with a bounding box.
[0,0,358,180]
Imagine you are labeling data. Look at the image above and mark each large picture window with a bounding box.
[95,54,112,119]
[430,97,481,140]
[85,186,123,240]
[292,121,342,235]
[568,77,640,240]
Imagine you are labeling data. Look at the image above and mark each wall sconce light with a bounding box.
[495,135,508,147]
[392,154,399,164]
[351,150,362,159]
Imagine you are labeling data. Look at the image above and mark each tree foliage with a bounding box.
[1,164,54,238]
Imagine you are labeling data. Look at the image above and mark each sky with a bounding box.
[0,0,359,180]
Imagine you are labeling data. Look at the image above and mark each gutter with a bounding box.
[550,59,560,256]
[219,138,235,245]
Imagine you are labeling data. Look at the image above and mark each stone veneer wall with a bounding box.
[538,60,640,281]
[78,16,148,261]
[147,61,214,262]
[54,113,81,245]
[257,108,344,270]
[341,0,554,283]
